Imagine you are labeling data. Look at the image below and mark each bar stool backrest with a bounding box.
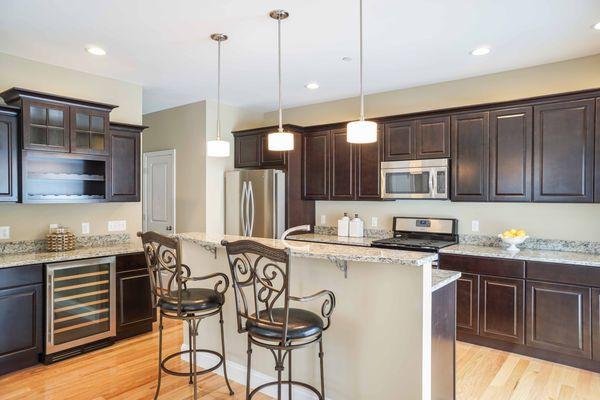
[221,240,291,342]
[138,231,185,316]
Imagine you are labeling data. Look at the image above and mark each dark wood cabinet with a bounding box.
[533,99,595,203]
[479,275,524,344]
[0,265,43,376]
[489,107,533,202]
[416,116,450,159]
[383,120,416,161]
[260,133,287,167]
[330,128,355,200]
[526,281,591,359]
[451,111,489,201]
[356,129,383,200]
[0,108,18,202]
[456,273,479,336]
[108,123,144,202]
[116,253,155,340]
[595,98,600,203]
[22,98,70,152]
[234,134,261,168]
[593,289,600,361]
[302,130,330,200]
[70,108,110,155]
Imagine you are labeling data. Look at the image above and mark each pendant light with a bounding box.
[207,33,230,157]
[347,0,377,144]
[267,10,294,151]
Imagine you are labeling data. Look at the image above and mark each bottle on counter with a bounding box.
[337,213,350,237]
[349,214,364,238]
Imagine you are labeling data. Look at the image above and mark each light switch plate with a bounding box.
[320,215,326,224]
[81,222,90,235]
[0,226,9,239]
[49,223,59,230]
[108,220,127,232]
[471,220,480,232]
[371,217,378,227]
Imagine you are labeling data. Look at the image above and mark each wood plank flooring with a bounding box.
[0,320,599,399]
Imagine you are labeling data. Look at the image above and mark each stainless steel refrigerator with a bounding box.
[225,169,286,239]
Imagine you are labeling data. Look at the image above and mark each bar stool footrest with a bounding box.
[161,349,224,377]
[249,380,323,400]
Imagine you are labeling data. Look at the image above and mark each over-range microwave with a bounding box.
[381,159,449,200]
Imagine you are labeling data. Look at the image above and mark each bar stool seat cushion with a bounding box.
[246,308,323,340]
[159,288,224,312]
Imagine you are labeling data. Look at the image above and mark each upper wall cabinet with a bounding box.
[533,99,595,203]
[108,123,145,202]
[234,134,261,168]
[595,98,600,203]
[302,130,330,200]
[330,128,355,200]
[22,99,70,152]
[451,111,490,202]
[416,116,450,159]
[489,107,533,202]
[0,107,18,202]
[71,107,110,156]
[232,125,303,169]
[356,128,383,200]
[384,120,416,161]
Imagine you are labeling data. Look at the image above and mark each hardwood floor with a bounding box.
[0,320,598,399]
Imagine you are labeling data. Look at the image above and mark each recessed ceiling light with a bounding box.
[305,82,319,90]
[470,47,491,56]
[342,56,352,62]
[85,46,106,56]
[594,22,600,30]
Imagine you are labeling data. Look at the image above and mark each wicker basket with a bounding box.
[46,227,76,252]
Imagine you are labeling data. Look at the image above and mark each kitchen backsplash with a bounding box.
[0,233,131,254]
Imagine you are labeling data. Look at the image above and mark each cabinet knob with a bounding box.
[166,226,173,231]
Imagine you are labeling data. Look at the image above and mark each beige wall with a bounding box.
[263,54,600,241]
[0,53,143,241]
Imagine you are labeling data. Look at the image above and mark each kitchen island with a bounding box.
[176,232,459,400]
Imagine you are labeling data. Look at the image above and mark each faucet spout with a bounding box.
[280,224,311,240]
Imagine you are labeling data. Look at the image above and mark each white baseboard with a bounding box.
[180,344,328,400]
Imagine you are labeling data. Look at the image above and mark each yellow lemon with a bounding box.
[516,229,526,237]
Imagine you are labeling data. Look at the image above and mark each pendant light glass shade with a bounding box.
[207,33,231,158]
[347,0,377,144]
[267,10,294,152]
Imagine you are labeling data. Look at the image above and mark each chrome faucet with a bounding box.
[280,225,311,240]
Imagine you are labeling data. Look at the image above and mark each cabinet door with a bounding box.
[533,99,595,202]
[383,120,416,161]
[109,129,140,202]
[489,107,532,202]
[235,134,261,168]
[416,116,450,159]
[0,284,43,375]
[260,133,287,167]
[451,112,489,201]
[116,268,154,340]
[479,276,524,344]
[593,288,600,361]
[456,273,479,336]
[526,281,591,359]
[330,128,355,200]
[356,129,383,200]
[595,98,600,203]
[22,99,70,152]
[302,130,330,200]
[70,108,110,155]
[0,114,18,202]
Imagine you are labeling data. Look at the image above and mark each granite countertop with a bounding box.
[177,232,436,266]
[432,270,461,291]
[440,244,600,267]
[0,243,143,269]
[286,233,374,247]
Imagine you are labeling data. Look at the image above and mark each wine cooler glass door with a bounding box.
[46,256,116,354]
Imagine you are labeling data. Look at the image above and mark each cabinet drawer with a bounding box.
[116,253,146,273]
[0,265,43,290]
[527,261,600,287]
[439,254,525,278]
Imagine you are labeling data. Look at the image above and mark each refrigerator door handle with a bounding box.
[240,181,247,236]
[248,181,255,236]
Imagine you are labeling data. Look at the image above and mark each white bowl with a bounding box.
[498,234,529,252]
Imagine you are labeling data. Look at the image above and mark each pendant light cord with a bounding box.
[217,39,222,140]
[359,0,365,121]
[278,17,283,133]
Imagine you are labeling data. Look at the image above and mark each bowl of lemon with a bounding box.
[498,229,528,252]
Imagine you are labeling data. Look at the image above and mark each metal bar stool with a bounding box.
[221,239,336,400]
[138,231,234,400]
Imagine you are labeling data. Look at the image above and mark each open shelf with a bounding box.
[28,172,105,182]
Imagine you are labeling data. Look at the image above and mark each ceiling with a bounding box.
[1,0,599,114]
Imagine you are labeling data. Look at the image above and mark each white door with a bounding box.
[143,150,176,234]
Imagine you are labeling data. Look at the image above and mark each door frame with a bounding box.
[143,149,176,233]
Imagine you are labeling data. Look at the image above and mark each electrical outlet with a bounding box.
[49,223,58,230]
[0,226,9,239]
[471,220,480,232]
[108,220,127,232]
[320,215,326,224]
[81,222,90,235]
[371,217,378,227]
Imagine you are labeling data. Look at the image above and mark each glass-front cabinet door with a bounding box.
[70,108,110,155]
[23,99,70,152]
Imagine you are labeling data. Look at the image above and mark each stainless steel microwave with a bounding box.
[381,159,449,199]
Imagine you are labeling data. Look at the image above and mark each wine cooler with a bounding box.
[45,257,116,360]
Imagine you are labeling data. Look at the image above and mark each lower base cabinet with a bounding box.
[593,289,600,361]
[456,273,479,336]
[480,276,524,344]
[116,253,155,340]
[431,281,456,400]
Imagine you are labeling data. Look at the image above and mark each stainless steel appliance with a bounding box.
[225,169,286,239]
[371,217,458,257]
[381,159,449,199]
[45,257,116,358]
